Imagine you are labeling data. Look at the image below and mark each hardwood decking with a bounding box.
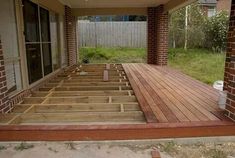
[0,63,234,141]
[123,63,227,123]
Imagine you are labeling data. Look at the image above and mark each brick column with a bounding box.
[147,7,157,64]
[224,1,235,121]
[0,39,10,113]
[147,5,169,65]
[65,6,77,66]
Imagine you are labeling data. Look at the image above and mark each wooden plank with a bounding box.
[17,112,145,124]
[134,64,202,121]
[103,70,109,82]
[106,64,110,70]
[129,64,185,122]
[131,64,181,122]
[123,64,159,123]
[151,150,161,158]
[140,64,219,121]
[0,121,234,141]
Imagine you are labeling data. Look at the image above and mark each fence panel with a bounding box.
[77,21,147,48]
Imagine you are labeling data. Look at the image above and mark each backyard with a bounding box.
[79,47,225,85]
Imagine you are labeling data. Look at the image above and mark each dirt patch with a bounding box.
[0,141,234,158]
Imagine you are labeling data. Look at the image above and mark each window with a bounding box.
[0,0,22,94]
[208,7,216,17]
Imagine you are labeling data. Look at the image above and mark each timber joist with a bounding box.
[0,64,146,125]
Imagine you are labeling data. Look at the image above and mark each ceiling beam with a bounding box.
[30,0,65,14]
[164,0,197,13]
[72,8,147,16]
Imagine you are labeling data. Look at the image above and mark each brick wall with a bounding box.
[224,0,235,121]
[147,7,157,64]
[217,0,231,12]
[65,6,77,66]
[0,39,10,113]
[147,5,169,65]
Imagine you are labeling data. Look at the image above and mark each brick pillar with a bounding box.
[0,39,10,113]
[147,5,169,65]
[224,1,235,121]
[65,6,77,66]
[147,7,157,64]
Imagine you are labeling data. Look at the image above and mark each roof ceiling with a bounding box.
[58,0,171,8]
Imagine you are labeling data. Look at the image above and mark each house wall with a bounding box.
[0,0,23,94]
[224,0,235,121]
[217,0,231,12]
[0,39,10,113]
[0,0,70,112]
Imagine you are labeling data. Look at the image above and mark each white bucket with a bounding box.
[213,80,223,91]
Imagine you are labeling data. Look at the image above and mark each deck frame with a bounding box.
[0,63,235,141]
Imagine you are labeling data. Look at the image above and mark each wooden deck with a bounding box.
[0,63,234,141]
[122,63,227,123]
[0,64,145,125]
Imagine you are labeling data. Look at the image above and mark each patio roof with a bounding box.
[58,0,197,16]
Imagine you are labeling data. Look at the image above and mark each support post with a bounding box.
[65,6,77,66]
[147,5,169,65]
[224,1,235,121]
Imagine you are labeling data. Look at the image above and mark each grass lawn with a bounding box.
[79,47,146,63]
[79,47,225,85]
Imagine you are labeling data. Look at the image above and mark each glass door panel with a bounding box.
[25,44,42,83]
[40,7,52,75]
[23,0,43,84]
[42,43,52,75]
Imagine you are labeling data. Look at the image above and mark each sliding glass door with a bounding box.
[40,7,52,75]
[23,0,52,84]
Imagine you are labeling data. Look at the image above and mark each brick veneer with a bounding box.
[147,5,169,65]
[0,39,10,113]
[224,1,235,121]
[65,6,77,66]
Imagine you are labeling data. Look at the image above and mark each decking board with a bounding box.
[122,63,226,123]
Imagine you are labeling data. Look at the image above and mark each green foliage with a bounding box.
[168,48,225,85]
[79,47,225,85]
[169,3,206,48]
[204,148,227,158]
[79,47,146,63]
[203,11,229,52]
[161,141,177,153]
[0,146,6,151]
[169,3,229,51]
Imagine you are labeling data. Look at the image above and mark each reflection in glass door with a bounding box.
[40,7,52,75]
[23,0,52,84]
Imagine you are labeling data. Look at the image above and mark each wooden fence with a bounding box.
[77,21,147,48]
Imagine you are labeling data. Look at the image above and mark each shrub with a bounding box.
[203,11,229,52]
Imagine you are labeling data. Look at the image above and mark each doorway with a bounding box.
[23,0,52,84]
